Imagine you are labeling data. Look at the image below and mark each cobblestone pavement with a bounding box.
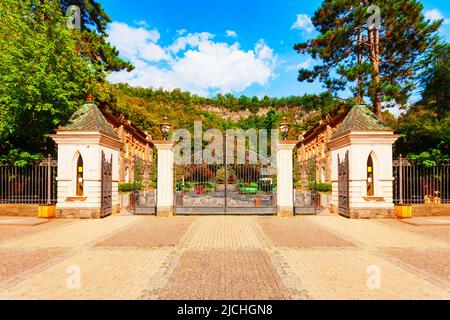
[0,215,448,300]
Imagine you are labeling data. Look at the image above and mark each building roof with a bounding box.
[298,111,347,146]
[331,104,390,139]
[60,102,118,138]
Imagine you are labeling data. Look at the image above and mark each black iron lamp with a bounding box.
[279,117,290,141]
[160,116,171,140]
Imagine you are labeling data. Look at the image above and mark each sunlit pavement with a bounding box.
[0,215,448,300]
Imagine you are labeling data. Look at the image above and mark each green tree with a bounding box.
[294,0,441,119]
[60,0,134,74]
[394,44,450,165]
[0,0,95,164]
[416,43,450,116]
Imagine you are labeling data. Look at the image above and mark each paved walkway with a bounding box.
[0,215,448,300]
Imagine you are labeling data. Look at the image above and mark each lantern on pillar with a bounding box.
[279,117,290,141]
[160,116,171,141]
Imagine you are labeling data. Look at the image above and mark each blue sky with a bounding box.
[100,0,450,99]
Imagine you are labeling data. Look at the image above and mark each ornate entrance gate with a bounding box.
[293,155,319,215]
[338,151,350,217]
[131,156,157,215]
[100,151,112,218]
[175,156,276,215]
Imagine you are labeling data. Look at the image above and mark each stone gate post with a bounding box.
[275,140,297,217]
[153,141,176,217]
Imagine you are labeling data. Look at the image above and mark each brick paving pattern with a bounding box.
[312,216,449,248]
[158,250,291,300]
[377,219,450,243]
[382,248,450,282]
[0,214,448,300]
[277,248,449,299]
[180,216,270,249]
[96,216,195,248]
[0,248,66,285]
[0,220,73,245]
[257,217,354,248]
[1,248,172,300]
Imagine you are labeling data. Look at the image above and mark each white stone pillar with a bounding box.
[275,141,297,217]
[153,141,176,217]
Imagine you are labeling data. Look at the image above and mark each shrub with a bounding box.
[119,182,143,192]
[307,182,332,193]
[189,165,214,183]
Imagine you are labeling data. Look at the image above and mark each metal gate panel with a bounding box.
[131,155,157,215]
[294,155,319,215]
[338,151,350,217]
[100,151,112,218]
[175,161,276,215]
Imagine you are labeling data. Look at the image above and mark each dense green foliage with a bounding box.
[0,0,446,168]
[0,0,95,165]
[394,44,450,165]
[60,0,134,74]
[295,0,441,118]
[105,83,344,140]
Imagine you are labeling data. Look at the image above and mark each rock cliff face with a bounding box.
[202,105,311,122]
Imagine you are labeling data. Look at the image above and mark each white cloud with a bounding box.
[107,22,164,63]
[225,30,238,38]
[291,14,314,33]
[167,32,214,54]
[133,20,149,28]
[285,58,311,71]
[424,9,450,24]
[176,28,187,36]
[107,23,278,96]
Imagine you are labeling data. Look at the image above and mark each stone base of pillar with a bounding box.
[349,208,394,219]
[331,206,395,219]
[56,208,105,219]
[277,206,294,217]
[157,206,174,217]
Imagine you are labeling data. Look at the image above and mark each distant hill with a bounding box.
[98,83,349,140]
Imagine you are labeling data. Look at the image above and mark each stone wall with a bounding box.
[0,204,39,217]
[411,204,450,216]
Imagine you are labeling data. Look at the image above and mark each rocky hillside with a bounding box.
[101,83,346,140]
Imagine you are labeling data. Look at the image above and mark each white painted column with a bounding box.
[153,141,176,217]
[275,141,297,217]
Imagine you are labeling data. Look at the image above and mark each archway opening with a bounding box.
[76,154,84,196]
[367,154,374,196]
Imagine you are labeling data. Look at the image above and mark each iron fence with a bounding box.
[0,156,57,204]
[393,156,450,204]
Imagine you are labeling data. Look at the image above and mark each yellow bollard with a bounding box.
[38,205,56,218]
[395,204,412,218]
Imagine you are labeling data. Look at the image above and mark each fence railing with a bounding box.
[393,156,450,205]
[0,156,57,205]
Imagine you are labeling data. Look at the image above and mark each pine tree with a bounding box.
[60,0,134,74]
[294,0,441,119]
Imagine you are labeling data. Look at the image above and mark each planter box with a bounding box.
[395,204,413,219]
[38,205,56,218]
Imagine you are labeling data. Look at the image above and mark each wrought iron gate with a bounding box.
[100,151,113,218]
[131,156,157,215]
[338,151,350,217]
[175,156,276,215]
[293,155,319,215]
